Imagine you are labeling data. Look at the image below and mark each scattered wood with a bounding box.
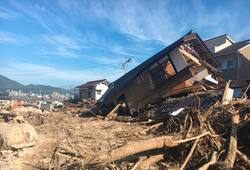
[219,110,239,168]
[131,156,147,170]
[97,131,210,163]
[236,150,250,167]
[222,80,233,105]
[48,96,250,169]
[105,104,121,120]
[180,138,200,170]
[139,154,164,170]
[198,151,217,170]
[241,82,250,98]
[139,122,163,135]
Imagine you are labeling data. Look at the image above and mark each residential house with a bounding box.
[75,79,109,100]
[204,34,250,81]
[94,31,224,116]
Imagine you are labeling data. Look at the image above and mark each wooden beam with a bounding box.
[105,104,121,119]
[178,48,201,65]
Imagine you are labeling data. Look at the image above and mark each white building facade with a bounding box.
[74,79,109,100]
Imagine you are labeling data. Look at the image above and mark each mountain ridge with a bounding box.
[0,74,68,94]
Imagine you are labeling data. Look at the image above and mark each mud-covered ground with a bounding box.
[1,99,250,170]
[0,108,153,170]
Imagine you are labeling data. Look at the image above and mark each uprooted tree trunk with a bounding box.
[218,110,239,169]
[94,131,210,164]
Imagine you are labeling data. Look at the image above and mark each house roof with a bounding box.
[204,34,234,44]
[76,79,109,88]
[98,31,219,102]
[215,39,250,56]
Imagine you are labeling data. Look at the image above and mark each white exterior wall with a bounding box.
[95,83,109,100]
[204,35,233,53]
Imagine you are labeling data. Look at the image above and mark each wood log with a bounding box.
[105,104,121,119]
[97,131,210,163]
[139,154,164,170]
[180,138,199,170]
[131,157,147,170]
[220,111,239,168]
[139,122,163,135]
[236,150,250,167]
[198,151,217,170]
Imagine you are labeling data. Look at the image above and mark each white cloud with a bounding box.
[0,31,31,45]
[0,11,12,19]
[0,31,18,44]
[9,1,53,32]
[43,34,81,50]
[0,62,124,86]
[40,34,84,58]
[93,56,123,65]
[56,0,184,44]
[44,47,80,59]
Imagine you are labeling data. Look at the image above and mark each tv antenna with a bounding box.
[122,57,132,74]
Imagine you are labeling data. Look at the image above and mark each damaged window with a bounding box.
[150,57,176,87]
[165,60,176,78]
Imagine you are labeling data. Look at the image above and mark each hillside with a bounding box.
[21,84,69,94]
[0,74,68,94]
[0,74,24,89]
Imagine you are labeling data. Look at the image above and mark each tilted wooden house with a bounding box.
[94,31,225,116]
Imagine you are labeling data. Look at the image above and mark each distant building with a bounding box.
[74,79,109,100]
[205,35,250,81]
[205,34,234,53]
[39,101,53,111]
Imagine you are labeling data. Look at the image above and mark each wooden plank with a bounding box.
[106,104,121,119]
[178,48,201,65]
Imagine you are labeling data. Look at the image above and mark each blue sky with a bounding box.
[0,0,250,88]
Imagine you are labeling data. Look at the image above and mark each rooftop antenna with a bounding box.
[122,57,132,74]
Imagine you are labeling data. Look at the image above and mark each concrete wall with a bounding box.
[205,36,233,53]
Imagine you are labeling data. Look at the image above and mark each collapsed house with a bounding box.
[94,31,225,116]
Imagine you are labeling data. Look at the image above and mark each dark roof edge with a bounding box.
[111,31,187,85]
[75,79,109,88]
[193,32,220,67]
[204,34,234,44]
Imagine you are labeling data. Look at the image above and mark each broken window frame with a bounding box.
[149,55,177,87]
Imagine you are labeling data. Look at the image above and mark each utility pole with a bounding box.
[122,57,132,74]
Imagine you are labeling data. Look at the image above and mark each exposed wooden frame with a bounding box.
[178,48,201,65]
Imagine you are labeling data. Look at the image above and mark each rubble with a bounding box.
[45,98,250,170]
[64,99,96,116]
[0,122,38,150]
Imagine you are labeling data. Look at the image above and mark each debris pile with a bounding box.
[49,98,250,169]
[64,99,96,115]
